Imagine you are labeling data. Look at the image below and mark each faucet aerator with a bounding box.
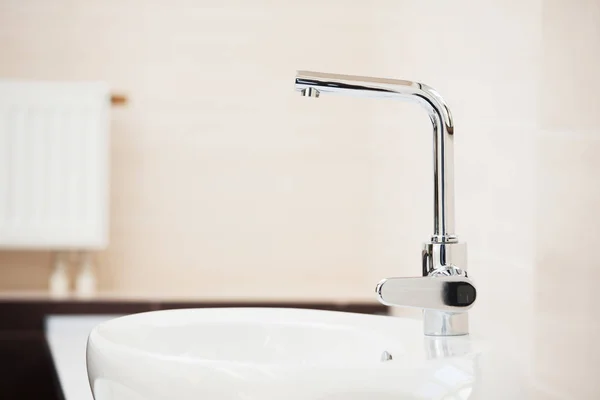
[301,87,320,98]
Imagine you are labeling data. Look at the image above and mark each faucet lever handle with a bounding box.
[376,276,476,312]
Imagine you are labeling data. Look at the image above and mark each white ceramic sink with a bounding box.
[87,308,488,400]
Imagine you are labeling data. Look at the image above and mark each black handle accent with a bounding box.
[442,281,477,307]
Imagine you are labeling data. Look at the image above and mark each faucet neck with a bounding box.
[295,71,456,240]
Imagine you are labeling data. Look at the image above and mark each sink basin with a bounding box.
[87,308,482,400]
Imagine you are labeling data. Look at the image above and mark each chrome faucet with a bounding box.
[294,71,476,336]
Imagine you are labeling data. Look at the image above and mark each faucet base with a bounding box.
[424,310,469,336]
[422,241,470,336]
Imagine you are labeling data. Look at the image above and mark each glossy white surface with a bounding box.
[87,308,531,400]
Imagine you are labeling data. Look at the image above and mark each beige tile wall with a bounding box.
[534,131,600,399]
[0,0,378,298]
[534,1,600,397]
[0,0,542,301]
[0,1,547,298]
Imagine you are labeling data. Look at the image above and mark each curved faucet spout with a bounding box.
[294,71,456,242]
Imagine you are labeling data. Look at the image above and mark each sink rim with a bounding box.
[87,307,423,368]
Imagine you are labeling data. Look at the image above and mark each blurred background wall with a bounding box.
[0,1,598,397]
[0,0,542,299]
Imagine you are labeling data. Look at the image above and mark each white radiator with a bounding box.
[0,81,110,249]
